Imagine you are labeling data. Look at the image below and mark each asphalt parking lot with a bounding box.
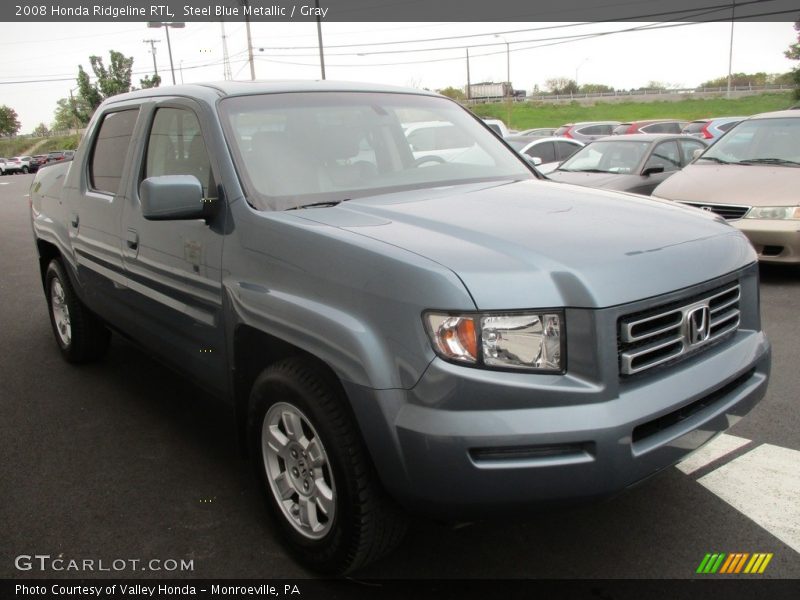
[1,172,798,580]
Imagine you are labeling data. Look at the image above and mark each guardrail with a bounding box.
[465,84,795,104]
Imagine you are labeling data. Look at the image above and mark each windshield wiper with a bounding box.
[697,156,731,164]
[734,158,800,167]
[570,168,613,174]
[287,199,349,210]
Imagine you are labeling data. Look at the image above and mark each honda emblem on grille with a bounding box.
[687,305,711,346]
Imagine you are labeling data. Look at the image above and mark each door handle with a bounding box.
[70,213,79,228]
[126,229,139,250]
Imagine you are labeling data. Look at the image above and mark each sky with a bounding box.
[0,20,797,133]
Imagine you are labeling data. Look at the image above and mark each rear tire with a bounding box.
[248,357,407,574]
[45,259,110,363]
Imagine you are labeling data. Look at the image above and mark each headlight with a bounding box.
[744,206,800,220]
[424,311,563,372]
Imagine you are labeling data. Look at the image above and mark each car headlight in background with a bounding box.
[744,206,800,220]
[424,312,563,372]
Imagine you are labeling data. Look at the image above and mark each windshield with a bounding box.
[218,91,532,210]
[558,140,650,173]
[700,117,800,165]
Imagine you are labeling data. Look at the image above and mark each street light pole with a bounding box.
[147,21,185,85]
[575,58,589,90]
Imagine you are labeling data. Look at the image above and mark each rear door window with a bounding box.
[555,141,581,161]
[525,141,555,163]
[89,109,139,194]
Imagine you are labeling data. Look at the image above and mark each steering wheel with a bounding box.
[414,155,446,167]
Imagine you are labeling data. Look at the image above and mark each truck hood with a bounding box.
[652,163,800,206]
[296,180,755,309]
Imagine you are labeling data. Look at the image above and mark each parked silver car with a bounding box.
[554,121,621,142]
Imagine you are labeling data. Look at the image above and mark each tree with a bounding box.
[437,86,465,101]
[545,78,579,95]
[33,123,50,137]
[52,97,91,132]
[579,83,614,94]
[139,73,161,89]
[75,50,134,118]
[786,20,800,99]
[0,105,21,136]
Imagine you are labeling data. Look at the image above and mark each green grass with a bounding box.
[0,134,82,158]
[0,137,38,157]
[471,92,796,130]
[34,135,82,154]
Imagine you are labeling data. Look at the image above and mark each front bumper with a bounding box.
[734,218,800,264]
[345,267,770,518]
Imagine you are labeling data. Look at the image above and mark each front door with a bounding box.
[120,101,227,395]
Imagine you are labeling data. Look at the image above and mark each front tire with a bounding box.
[45,259,110,363]
[249,358,407,574]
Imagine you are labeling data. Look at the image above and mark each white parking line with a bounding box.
[697,444,800,554]
[676,433,752,474]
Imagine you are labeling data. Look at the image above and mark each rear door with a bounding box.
[120,99,228,395]
[72,106,140,323]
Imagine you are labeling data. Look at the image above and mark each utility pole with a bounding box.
[147,22,185,85]
[315,0,326,79]
[68,88,80,133]
[466,47,471,101]
[143,39,160,76]
[240,1,255,80]
[221,22,232,80]
[726,0,736,99]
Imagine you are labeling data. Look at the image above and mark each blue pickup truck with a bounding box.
[30,81,770,574]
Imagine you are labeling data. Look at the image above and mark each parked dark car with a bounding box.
[612,120,689,135]
[29,155,49,173]
[45,150,75,164]
[547,134,708,195]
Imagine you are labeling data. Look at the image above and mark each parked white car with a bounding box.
[504,136,584,174]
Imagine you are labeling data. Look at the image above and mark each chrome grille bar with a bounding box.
[677,201,750,220]
[618,283,741,376]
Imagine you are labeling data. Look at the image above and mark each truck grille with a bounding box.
[678,201,750,220]
[618,283,740,376]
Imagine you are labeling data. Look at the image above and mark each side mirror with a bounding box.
[523,155,543,167]
[692,148,704,160]
[140,175,215,221]
[641,165,665,176]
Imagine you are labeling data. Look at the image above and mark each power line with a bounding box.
[251,0,777,51]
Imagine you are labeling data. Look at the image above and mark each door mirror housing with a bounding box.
[641,165,665,176]
[523,155,543,167]
[140,175,215,221]
[692,148,705,160]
